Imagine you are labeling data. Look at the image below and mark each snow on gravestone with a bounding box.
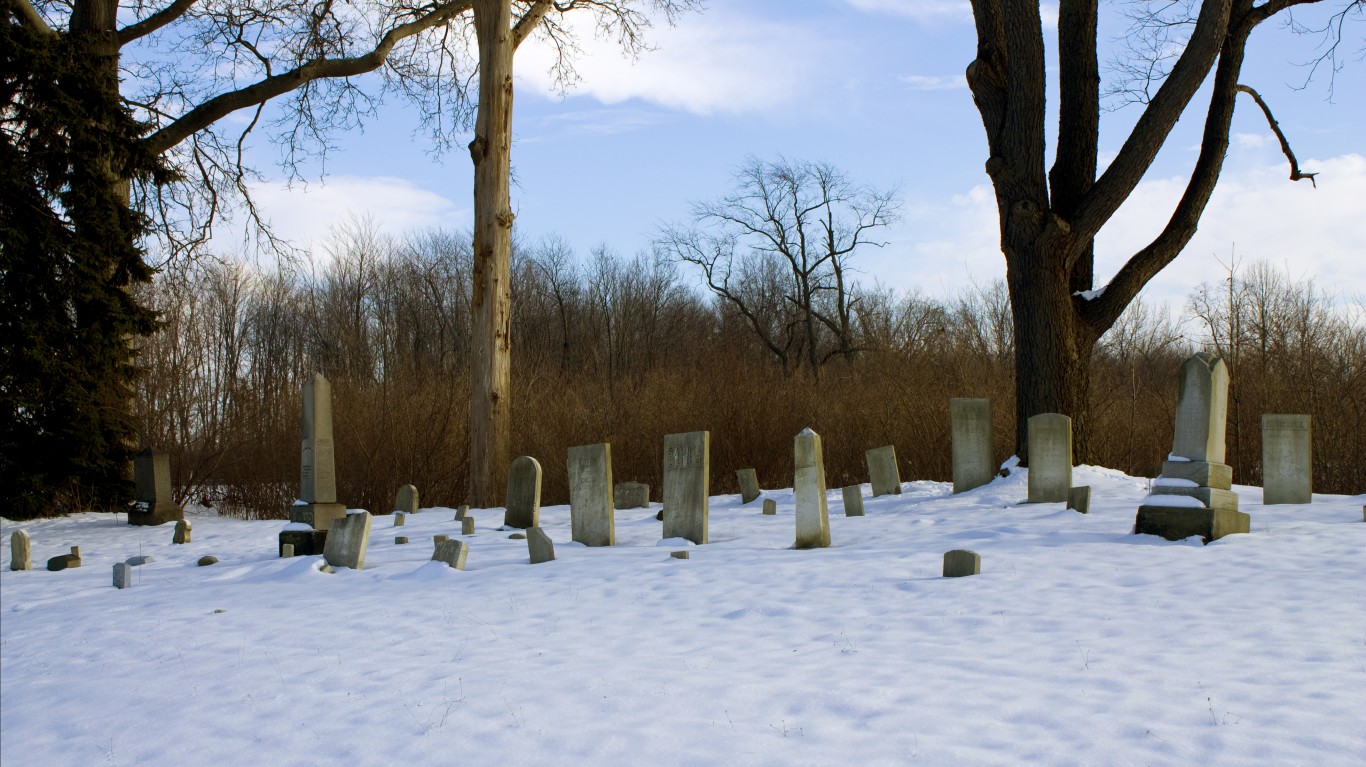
[568,443,614,546]
[662,431,709,545]
[793,428,830,549]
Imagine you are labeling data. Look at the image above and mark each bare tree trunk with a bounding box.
[467,0,515,507]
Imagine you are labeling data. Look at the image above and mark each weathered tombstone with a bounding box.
[1262,414,1312,505]
[793,428,830,549]
[394,484,419,515]
[568,443,615,546]
[10,530,31,571]
[762,498,777,516]
[613,482,650,510]
[943,549,981,577]
[113,562,132,589]
[1135,353,1249,543]
[433,534,449,544]
[432,539,468,570]
[288,373,347,532]
[951,398,995,494]
[504,456,543,528]
[172,520,192,544]
[197,555,218,567]
[281,544,295,558]
[1026,413,1072,503]
[735,469,761,504]
[455,505,469,521]
[461,517,475,536]
[129,448,184,526]
[662,431,710,545]
[322,511,372,570]
[842,485,865,517]
[1066,485,1092,515]
[47,547,81,571]
[865,446,902,497]
[394,536,408,545]
[670,551,690,560]
[393,512,406,527]
[526,527,555,564]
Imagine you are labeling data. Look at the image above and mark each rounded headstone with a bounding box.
[197,555,219,566]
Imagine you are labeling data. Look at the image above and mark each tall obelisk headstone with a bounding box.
[504,456,542,528]
[1026,413,1072,503]
[662,431,709,545]
[568,443,614,546]
[793,428,830,549]
[1135,353,1249,542]
[288,374,348,532]
[128,449,184,526]
[951,398,995,493]
[1262,414,1311,505]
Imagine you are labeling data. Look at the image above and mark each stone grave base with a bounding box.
[279,529,328,557]
[127,502,184,526]
[288,502,348,531]
[1134,505,1250,544]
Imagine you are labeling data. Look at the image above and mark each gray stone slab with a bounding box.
[1026,413,1072,503]
[614,482,650,510]
[736,469,761,504]
[10,530,30,571]
[322,511,372,570]
[1160,460,1233,490]
[951,398,995,494]
[1066,485,1091,514]
[113,562,132,589]
[842,485,865,517]
[432,539,468,570]
[793,428,830,549]
[288,502,349,531]
[1171,353,1230,463]
[281,543,295,557]
[670,551,690,560]
[1262,414,1311,505]
[433,534,449,544]
[568,443,615,546]
[47,553,80,571]
[527,527,555,564]
[1150,485,1240,512]
[279,529,326,557]
[129,448,184,526]
[866,445,902,497]
[455,505,469,521]
[461,517,475,536]
[394,536,408,545]
[393,512,405,527]
[173,520,191,544]
[943,549,981,577]
[504,456,543,528]
[394,484,419,515]
[1134,505,1250,543]
[762,499,777,516]
[300,373,338,504]
[662,431,710,545]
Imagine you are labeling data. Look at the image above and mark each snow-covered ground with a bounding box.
[3,465,1363,766]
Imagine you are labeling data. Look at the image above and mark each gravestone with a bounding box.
[173,520,191,544]
[197,555,218,567]
[614,482,650,510]
[509,533,526,540]
[279,529,326,557]
[455,505,469,521]
[394,536,408,545]
[393,513,405,527]
[1135,353,1249,543]
[288,373,348,532]
[322,511,372,570]
[281,544,295,557]
[461,517,475,536]
[865,446,901,497]
[1026,413,1072,503]
[943,549,981,577]
[793,428,830,549]
[432,539,468,570]
[568,443,615,546]
[662,431,710,545]
[1262,414,1311,505]
[394,484,419,515]
[10,530,31,571]
[129,448,184,526]
[433,534,449,544]
[842,486,865,517]
[762,499,777,516]
[125,555,153,566]
[735,469,761,504]
[113,562,132,589]
[527,527,555,564]
[47,547,81,571]
[504,456,542,528]
[1067,485,1091,515]
[951,398,995,494]
[670,551,690,560]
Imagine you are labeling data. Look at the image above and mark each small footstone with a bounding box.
[395,536,409,545]
[173,520,191,544]
[670,551,690,560]
[1067,486,1091,514]
[433,534,449,544]
[47,553,81,571]
[10,530,31,571]
[280,544,294,558]
[112,562,132,589]
[842,486,865,517]
[432,539,468,570]
[527,527,555,564]
[762,499,777,516]
[943,549,981,577]
[509,533,527,540]
[461,517,475,536]
[126,555,154,566]
[197,555,218,566]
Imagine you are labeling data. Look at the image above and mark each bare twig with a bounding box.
[1236,84,1319,187]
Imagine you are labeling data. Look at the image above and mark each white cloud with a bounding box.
[899,74,968,91]
[843,0,971,22]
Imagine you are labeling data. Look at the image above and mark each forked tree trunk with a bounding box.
[467,0,515,507]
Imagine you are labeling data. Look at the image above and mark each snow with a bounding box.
[1167,453,1192,462]
[1141,493,1209,508]
[1073,285,1107,300]
[3,465,1364,766]
[1154,477,1200,488]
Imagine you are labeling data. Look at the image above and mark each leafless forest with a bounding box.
[134,222,1365,516]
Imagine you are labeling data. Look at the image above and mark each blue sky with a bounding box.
[226,0,1366,310]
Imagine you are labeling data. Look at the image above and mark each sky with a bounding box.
[219,0,1366,311]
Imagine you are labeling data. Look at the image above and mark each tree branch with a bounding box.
[14,0,56,38]
[1236,84,1318,187]
[117,0,200,46]
[513,0,553,48]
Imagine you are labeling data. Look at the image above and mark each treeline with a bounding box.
[134,224,1365,517]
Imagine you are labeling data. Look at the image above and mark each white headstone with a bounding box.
[112,562,132,589]
[1172,353,1229,463]
[432,539,468,570]
[1026,413,1072,503]
[568,443,615,546]
[793,428,830,549]
[10,530,31,571]
[951,398,995,493]
[1262,414,1311,504]
[662,431,710,545]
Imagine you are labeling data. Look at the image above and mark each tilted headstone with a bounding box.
[455,505,469,521]
[394,484,419,515]
[113,562,132,589]
[735,469,761,504]
[662,431,710,545]
[568,443,615,546]
[614,482,650,510]
[461,517,475,536]
[322,511,372,570]
[289,373,347,531]
[393,512,405,527]
[951,398,995,494]
[1262,414,1311,505]
[865,446,901,497]
[173,520,191,544]
[129,448,184,526]
[1026,413,1072,503]
[942,549,981,577]
[504,456,542,528]
[762,498,777,516]
[1066,485,1091,515]
[793,428,830,549]
[432,539,468,570]
[526,527,555,564]
[10,530,31,571]
[842,486,865,517]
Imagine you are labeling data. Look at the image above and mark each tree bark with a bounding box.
[467,0,515,507]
